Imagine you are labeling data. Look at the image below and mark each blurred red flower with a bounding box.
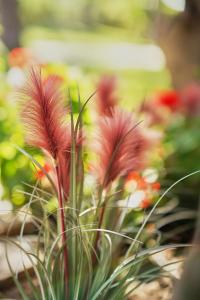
[156,90,181,112]
[140,198,152,209]
[151,182,161,191]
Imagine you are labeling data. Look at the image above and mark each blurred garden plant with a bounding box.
[140,84,200,192]
[8,67,178,300]
[138,83,200,243]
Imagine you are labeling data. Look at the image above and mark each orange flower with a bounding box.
[140,198,152,209]
[8,48,34,68]
[126,172,148,190]
[126,171,141,182]
[151,182,161,191]
[35,163,51,180]
[137,178,148,190]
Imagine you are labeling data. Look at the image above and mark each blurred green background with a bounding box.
[0,0,193,206]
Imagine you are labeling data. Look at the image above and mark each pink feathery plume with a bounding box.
[93,108,150,188]
[21,67,68,159]
[96,75,118,116]
[21,67,70,286]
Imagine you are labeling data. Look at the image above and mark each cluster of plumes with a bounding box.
[96,75,118,116]
[93,75,158,189]
[21,69,156,194]
[21,67,75,197]
[93,108,152,188]
[140,82,200,126]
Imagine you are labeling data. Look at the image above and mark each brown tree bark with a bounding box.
[0,0,21,49]
[172,206,200,300]
[156,0,200,88]
[185,0,200,16]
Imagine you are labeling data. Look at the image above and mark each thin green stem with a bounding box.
[92,192,108,266]
[56,165,69,299]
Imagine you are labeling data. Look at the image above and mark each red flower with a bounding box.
[151,182,161,191]
[96,75,118,116]
[140,198,152,209]
[156,90,181,111]
[35,163,51,179]
[93,108,150,188]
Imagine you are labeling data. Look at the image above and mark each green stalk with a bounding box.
[69,89,77,296]
[56,165,69,299]
[92,191,108,266]
[76,86,84,211]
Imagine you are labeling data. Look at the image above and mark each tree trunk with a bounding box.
[155,0,200,88]
[0,0,21,50]
[172,206,200,300]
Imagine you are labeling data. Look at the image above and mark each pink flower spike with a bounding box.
[21,67,68,159]
[93,108,150,188]
[96,75,118,116]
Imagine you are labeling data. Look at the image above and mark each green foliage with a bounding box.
[0,66,32,204]
[165,116,200,172]
[19,0,152,34]
[4,75,194,299]
[5,159,190,299]
[0,75,171,299]
[163,115,200,210]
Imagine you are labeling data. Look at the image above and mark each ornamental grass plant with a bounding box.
[5,67,190,300]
